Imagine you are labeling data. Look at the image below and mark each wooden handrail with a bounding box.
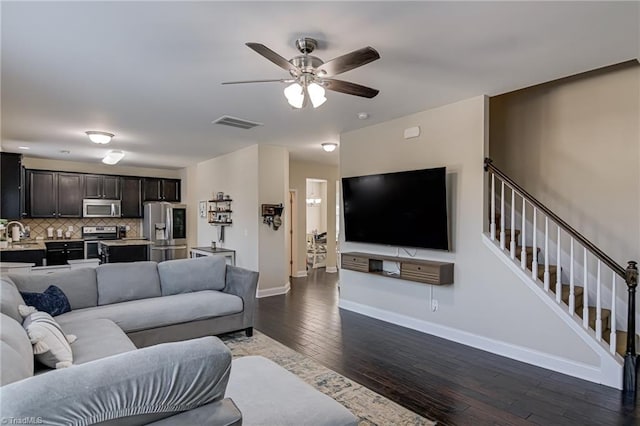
[484,158,626,278]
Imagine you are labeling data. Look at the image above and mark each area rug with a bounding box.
[221,331,436,426]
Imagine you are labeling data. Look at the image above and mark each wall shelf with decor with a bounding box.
[208,198,233,226]
[341,252,454,285]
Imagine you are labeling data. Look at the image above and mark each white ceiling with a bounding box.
[1,1,638,169]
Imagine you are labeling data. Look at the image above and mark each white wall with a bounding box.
[257,145,289,294]
[22,157,181,179]
[188,144,289,294]
[339,96,601,374]
[191,145,259,272]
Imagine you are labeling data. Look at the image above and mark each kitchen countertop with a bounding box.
[99,239,153,247]
[0,242,46,251]
[191,247,236,254]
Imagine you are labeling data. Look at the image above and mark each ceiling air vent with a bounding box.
[212,115,263,130]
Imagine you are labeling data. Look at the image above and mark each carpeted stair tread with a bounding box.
[576,306,611,331]
[609,331,640,356]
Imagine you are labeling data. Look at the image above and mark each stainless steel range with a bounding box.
[82,226,118,260]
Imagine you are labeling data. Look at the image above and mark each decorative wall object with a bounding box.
[261,204,284,230]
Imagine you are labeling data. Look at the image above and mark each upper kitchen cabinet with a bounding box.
[0,153,24,219]
[27,170,83,218]
[84,174,120,199]
[120,176,143,218]
[143,178,180,202]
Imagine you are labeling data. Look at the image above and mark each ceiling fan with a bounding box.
[222,37,380,109]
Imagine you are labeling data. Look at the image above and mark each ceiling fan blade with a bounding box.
[222,79,293,85]
[317,47,380,77]
[246,42,300,74]
[323,79,379,98]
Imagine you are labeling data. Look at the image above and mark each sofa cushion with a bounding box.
[0,277,25,323]
[22,310,75,369]
[0,337,232,426]
[97,261,162,305]
[0,313,34,385]
[9,268,98,310]
[226,356,358,426]
[61,318,136,365]
[57,290,243,333]
[158,256,227,295]
[20,285,72,316]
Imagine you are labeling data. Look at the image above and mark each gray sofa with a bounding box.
[0,256,358,425]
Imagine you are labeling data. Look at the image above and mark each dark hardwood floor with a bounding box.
[254,269,638,426]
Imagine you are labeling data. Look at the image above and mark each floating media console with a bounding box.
[341,252,454,285]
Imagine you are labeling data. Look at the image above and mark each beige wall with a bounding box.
[490,62,640,266]
[340,96,600,368]
[22,157,182,179]
[289,160,339,275]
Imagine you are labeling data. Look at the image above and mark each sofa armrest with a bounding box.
[147,398,242,426]
[224,265,259,328]
[0,337,231,426]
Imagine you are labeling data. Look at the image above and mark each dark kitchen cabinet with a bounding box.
[27,170,83,218]
[143,178,180,202]
[0,153,24,219]
[120,176,143,218]
[0,249,45,267]
[84,174,120,199]
[45,241,84,266]
[28,171,57,218]
[57,173,84,217]
[100,243,149,263]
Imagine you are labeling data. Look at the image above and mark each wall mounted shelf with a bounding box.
[208,199,233,226]
[341,252,454,285]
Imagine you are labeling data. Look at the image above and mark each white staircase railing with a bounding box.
[484,158,638,394]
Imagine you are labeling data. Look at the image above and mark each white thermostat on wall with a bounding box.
[404,126,420,139]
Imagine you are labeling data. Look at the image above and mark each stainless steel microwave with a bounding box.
[82,199,121,218]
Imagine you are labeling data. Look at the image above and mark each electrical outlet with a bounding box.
[68,226,73,232]
[431,299,439,312]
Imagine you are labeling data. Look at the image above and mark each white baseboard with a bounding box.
[257,281,291,298]
[293,270,307,278]
[326,266,338,273]
[338,298,621,388]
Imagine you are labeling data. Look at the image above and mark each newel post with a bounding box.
[623,261,638,394]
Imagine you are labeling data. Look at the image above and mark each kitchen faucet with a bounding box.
[6,221,25,241]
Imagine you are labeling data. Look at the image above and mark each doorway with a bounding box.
[306,178,328,270]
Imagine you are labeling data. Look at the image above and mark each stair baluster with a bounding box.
[583,249,589,329]
[490,173,496,241]
[500,181,505,251]
[611,271,617,354]
[596,260,602,341]
[520,198,527,270]
[510,189,516,259]
[532,208,538,281]
[569,238,575,316]
[544,217,550,292]
[556,227,562,303]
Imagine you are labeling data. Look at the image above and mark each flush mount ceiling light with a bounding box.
[102,150,125,165]
[86,131,114,144]
[321,142,337,152]
[222,37,380,109]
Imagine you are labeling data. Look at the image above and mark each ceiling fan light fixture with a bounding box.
[86,131,114,144]
[284,83,304,108]
[102,150,125,165]
[321,142,337,152]
[308,83,327,108]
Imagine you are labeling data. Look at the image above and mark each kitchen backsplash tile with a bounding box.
[22,218,142,239]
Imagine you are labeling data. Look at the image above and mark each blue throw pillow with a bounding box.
[20,285,71,316]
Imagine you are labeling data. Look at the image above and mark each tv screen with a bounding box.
[342,167,448,250]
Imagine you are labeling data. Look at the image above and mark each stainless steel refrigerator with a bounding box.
[143,202,187,262]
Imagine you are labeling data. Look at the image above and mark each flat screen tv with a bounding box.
[342,167,448,250]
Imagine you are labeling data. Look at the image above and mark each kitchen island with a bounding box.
[99,239,152,263]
